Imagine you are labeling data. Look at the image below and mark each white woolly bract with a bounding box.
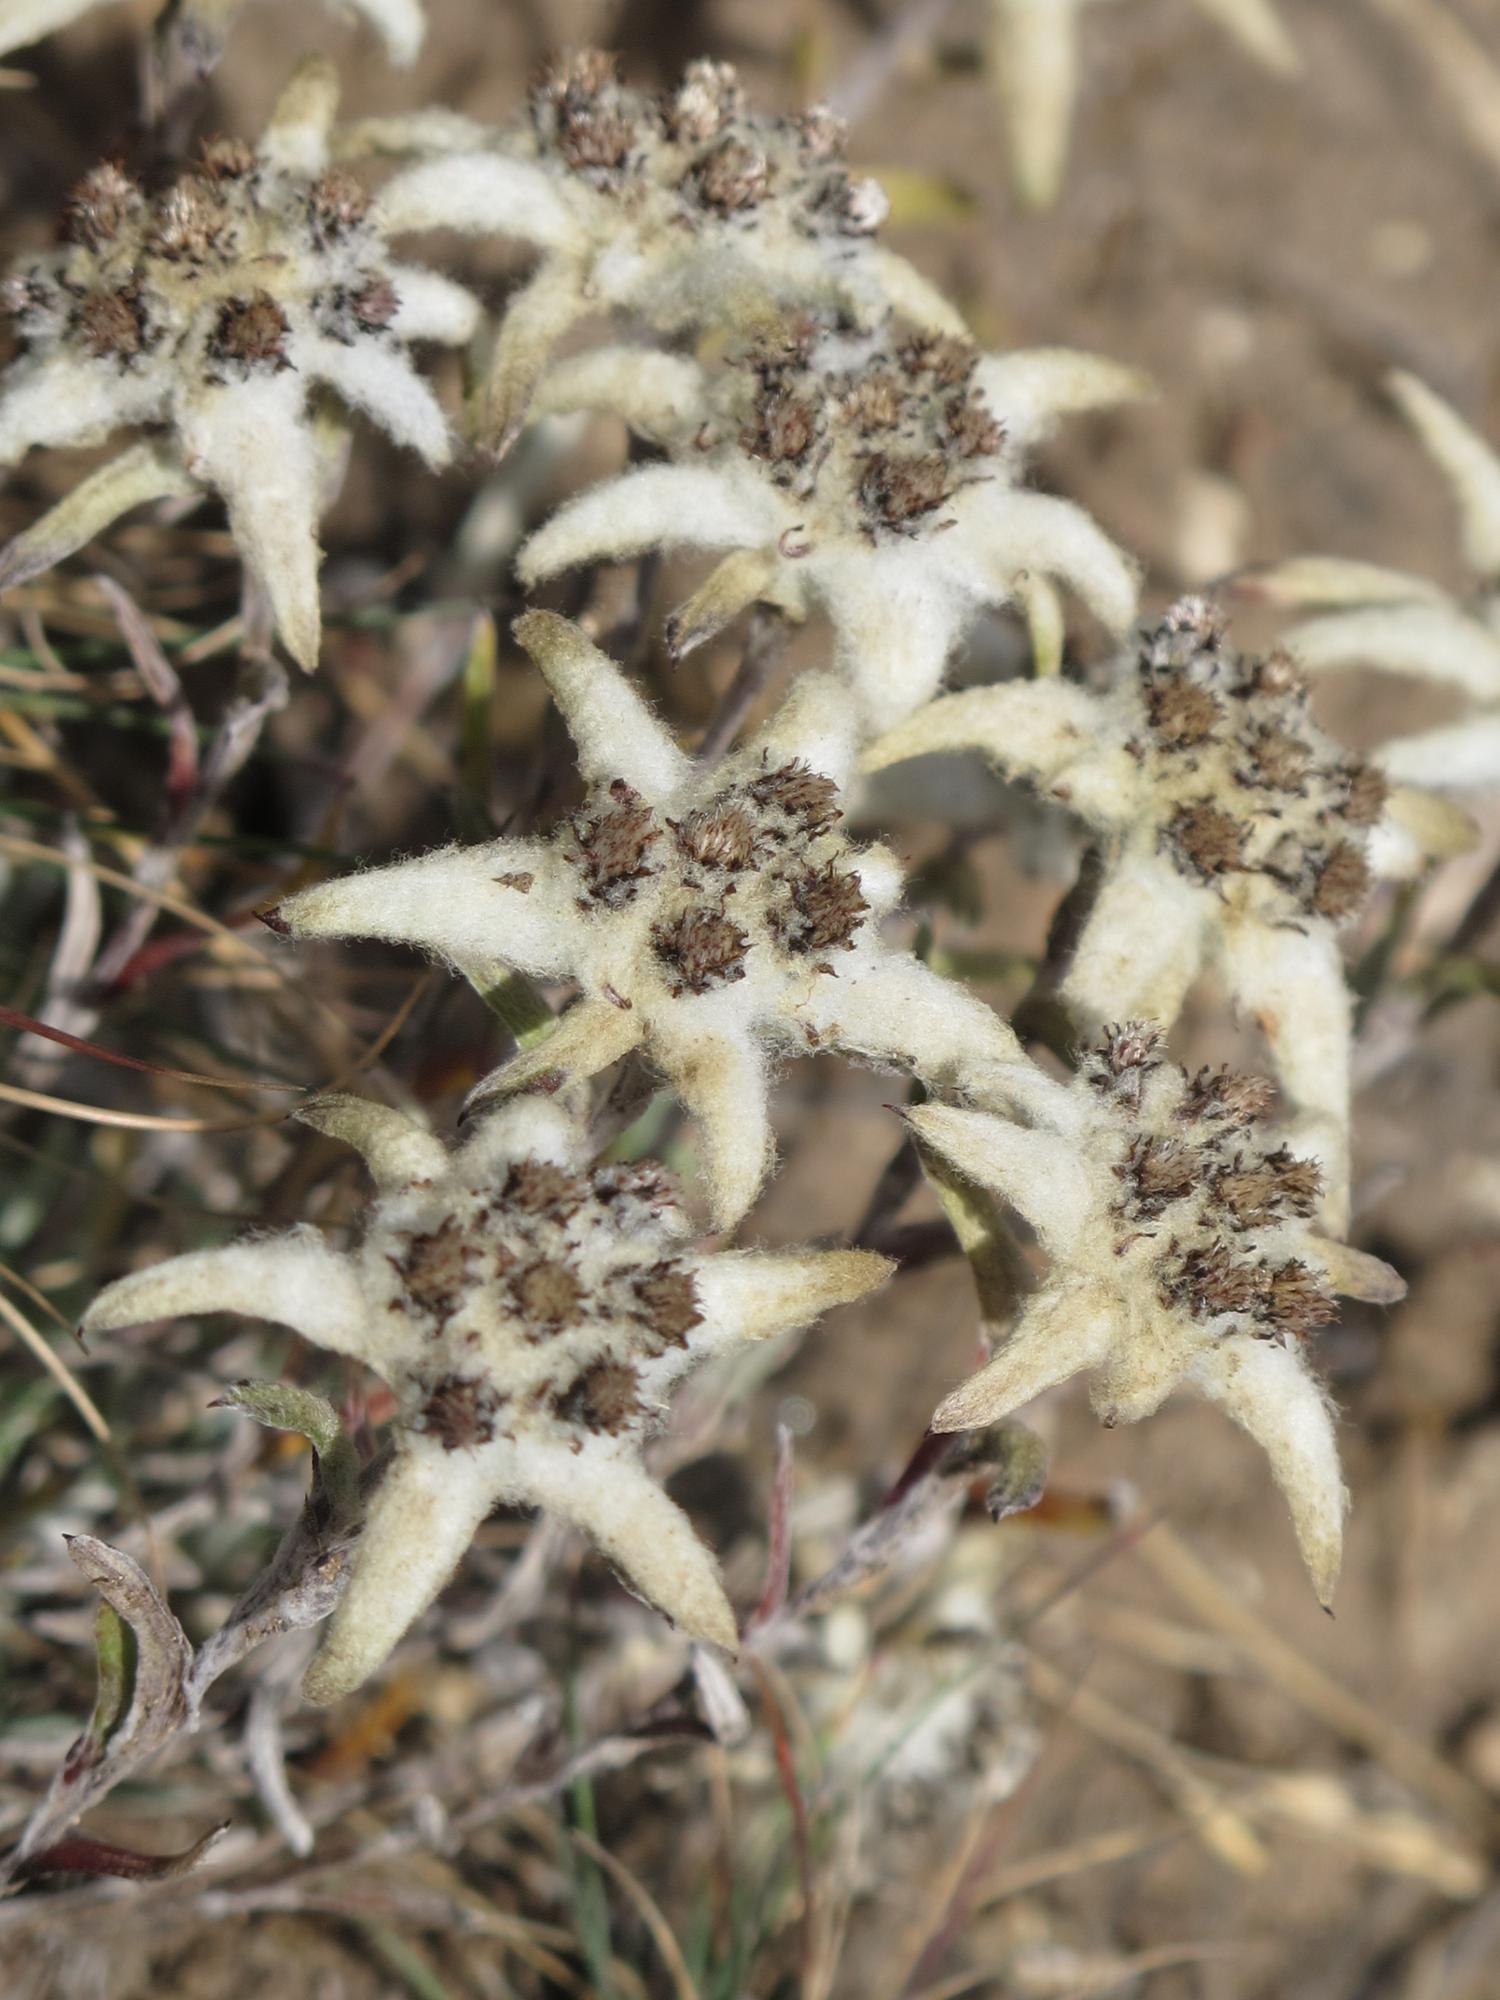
[911,1025,1401,1604]
[83,1092,891,1699]
[985,0,1297,209]
[276,614,1025,1226]
[0,59,473,669]
[0,0,427,63]
[1270,373,1500,803]
[863,597,1456,1230]
[361,51,952,450]
[518,315,1142,730]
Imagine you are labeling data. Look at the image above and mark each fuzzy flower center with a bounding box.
[1129,600,1387,924]
[1082,1023,1337,1343]
[723,316,1005,545]
[3,144,402,380]
[564,758,869,995]
[526,51,887,240]
[372,1155,702,1451]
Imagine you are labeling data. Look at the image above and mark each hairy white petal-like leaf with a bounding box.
[1389,369,1500,581]
[802,954,1023,1097]
[259,55,341,178]
[513,609,692,799]
[531,346,709,447]
[385,266,482,346]
[818,562,971,733]
[934,1289,1118,1430]
[177,372,321,670]
[1285,602,1500,700]
[463,999,644,1115]
[0,0,101,58]
[1238,554,1447,611]
[908,1102,1096,1253]
[519,462,775,583]
[665,547,784,661]
[302,1442,495,1703]
[0,352,162,467]
[512,1433,739,1648]
[745,668,861,789]
[1380,717,1500,792]
[82,1228,367,1355]
[1218,917,1351,1232]
[279,840,572,976]
[1090,1302,1209,1424]
[1017,570,1066,676]
[301,334,452,467]
[856,245,971,337]
[1311,1238,1406,1306]
[346,0,425,63]
[0,442,194,594]
[378,153,580,249]
[1190,1334,1345,1606]
[1063,855,1209,1036]
[691,1248,893,1345]
[655,1023,774,1232]
[961,486,1140,635]
[294,1094,449,1189]
[861,677,1097,779]
[337,109,493,160]
[974,348,1154,452]
[479,260,594,455]
[987,0,1083,209]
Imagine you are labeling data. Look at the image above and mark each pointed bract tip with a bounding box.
[255,906,291,937]
[930,1384,988,1434]
[687,1596,740,1653]
[511,608,568,654]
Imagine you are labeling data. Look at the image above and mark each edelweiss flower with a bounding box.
[82,1090,891,1701]
[345,50,967,452]
[0,58,475,668]
[0,0,425,66]
[988,0,1298,209]
[519,313,1144,731]
[909,1023,1405,1602]
[1250,371,1500,797]
[864,598,1473,1227]
[273,612,1032,1227]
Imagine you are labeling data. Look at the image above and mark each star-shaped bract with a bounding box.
[82,1090,891,1701]
[518,314,1144,731]
[0,0,425,66]
[910,1023,1404,1602]
[988,0,1299,210]
[0,58,474,668]
[864,597,1473,1229]
[348,50,969,453]
[1250,371,1500,798]
[275,611,1031,1228]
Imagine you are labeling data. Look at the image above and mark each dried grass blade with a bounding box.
[0,1288,111,1443]
[570,1831,701,2000]
[0,1002,299,1091]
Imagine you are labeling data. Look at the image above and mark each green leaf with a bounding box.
[211,1379,359,1527]
[460,962,558,1051]
[86,1602,130,1755]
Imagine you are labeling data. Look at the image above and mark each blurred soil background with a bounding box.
[5,1,1500,1995]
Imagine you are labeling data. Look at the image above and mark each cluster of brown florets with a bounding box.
[368,1146,700,1451]
[1083,1024,1336,1344]
[727,315,1006,539]
[566,755,868,997]
[1127,599,1388,923]
[3,146,399,385]
[526,50,886,239]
